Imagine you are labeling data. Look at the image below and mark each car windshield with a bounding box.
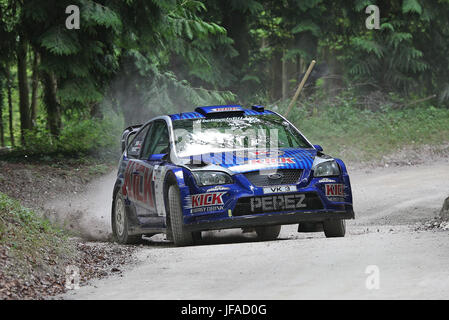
[172,114,311,157]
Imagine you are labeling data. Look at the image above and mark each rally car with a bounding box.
[112,105,354,246]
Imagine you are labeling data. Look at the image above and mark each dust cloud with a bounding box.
[44,171,116,241]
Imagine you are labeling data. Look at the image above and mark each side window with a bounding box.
[127,125,150,159]
[141,123,154,159]
[141,120,169,159]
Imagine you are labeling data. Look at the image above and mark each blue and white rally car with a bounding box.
[112,105,354,246]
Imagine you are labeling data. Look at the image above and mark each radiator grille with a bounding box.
[243,169,302,187]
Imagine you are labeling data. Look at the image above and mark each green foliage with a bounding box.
[335,0,449,98]
[0,192,71,277]
[402,0,423,14]
[274,88,449,162]
[81,0,122,31]
[292,20,321,37]
[18,114,123,158]
[40,26,82,55]
[2,0,449,160]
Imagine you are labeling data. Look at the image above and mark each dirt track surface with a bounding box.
[62,161,449,299]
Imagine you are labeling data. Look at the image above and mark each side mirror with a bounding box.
[148,153,167,161]
[313,144,323,152]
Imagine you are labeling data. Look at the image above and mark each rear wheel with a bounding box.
[112,190,142,244]
[255,225,281,241]
[323,219,346,238]
[168,185,194,246]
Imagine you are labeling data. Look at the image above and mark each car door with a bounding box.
[130,120,170,218]
[123,123,154,217]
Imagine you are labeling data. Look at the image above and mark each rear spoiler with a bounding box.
[121,124,143,153]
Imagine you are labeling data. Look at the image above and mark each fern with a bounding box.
[387,32,413,51]
[402,0,422,15]
[81,0,122,32]
[351,37,384,58]
[40,26,81,55]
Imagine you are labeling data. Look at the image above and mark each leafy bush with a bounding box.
[16,114,123,160]
[58,116,122,156]
[274,89,449,162]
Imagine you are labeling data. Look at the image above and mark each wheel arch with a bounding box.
[163,167,187,226]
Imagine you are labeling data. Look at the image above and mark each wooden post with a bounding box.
[284,60,316,118]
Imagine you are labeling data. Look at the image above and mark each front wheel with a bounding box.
[168,185,194,246]
[323,219,346,238]
[112,190,142,244]
[255,225,281,241]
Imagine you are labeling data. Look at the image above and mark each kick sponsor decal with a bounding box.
[192,192,225,207]
[185,192,226,214]
[122,161,155,210]
[325,184,344,197]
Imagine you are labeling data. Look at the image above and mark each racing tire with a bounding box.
[323,219,346,238]
[255,225,281,241]
[112,189,143,244]
[168,185,194,246]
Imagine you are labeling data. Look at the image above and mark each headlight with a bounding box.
[192,171,233,186]
[313,161,340,177]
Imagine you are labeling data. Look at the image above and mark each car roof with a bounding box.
[169,105,275,121]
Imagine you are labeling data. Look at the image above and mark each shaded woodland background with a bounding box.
[1,0,449,160]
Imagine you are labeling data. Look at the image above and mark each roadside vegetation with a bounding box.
[0,192,137,299]
[0,192,74,298]
[0,192,71,269]
[274,89,449,163]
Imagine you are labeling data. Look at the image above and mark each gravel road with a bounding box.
[62,161,449,299]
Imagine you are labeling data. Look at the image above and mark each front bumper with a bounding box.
[180,166,355,233]
[183,208,354,232]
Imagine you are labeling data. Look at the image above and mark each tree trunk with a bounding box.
[270,50,283,101]
[0,78,4,147]
[7,68,15,147]
[322,45,344,95]
[220,5,249,73]
[219,2,250,94]
[90,102,103,119]
[42,72,61,137]
[30,51,40,127]
[17,35,31,145]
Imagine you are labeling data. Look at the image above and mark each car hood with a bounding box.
[178,148,318,174]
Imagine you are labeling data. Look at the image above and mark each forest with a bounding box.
[1,0,449,162]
